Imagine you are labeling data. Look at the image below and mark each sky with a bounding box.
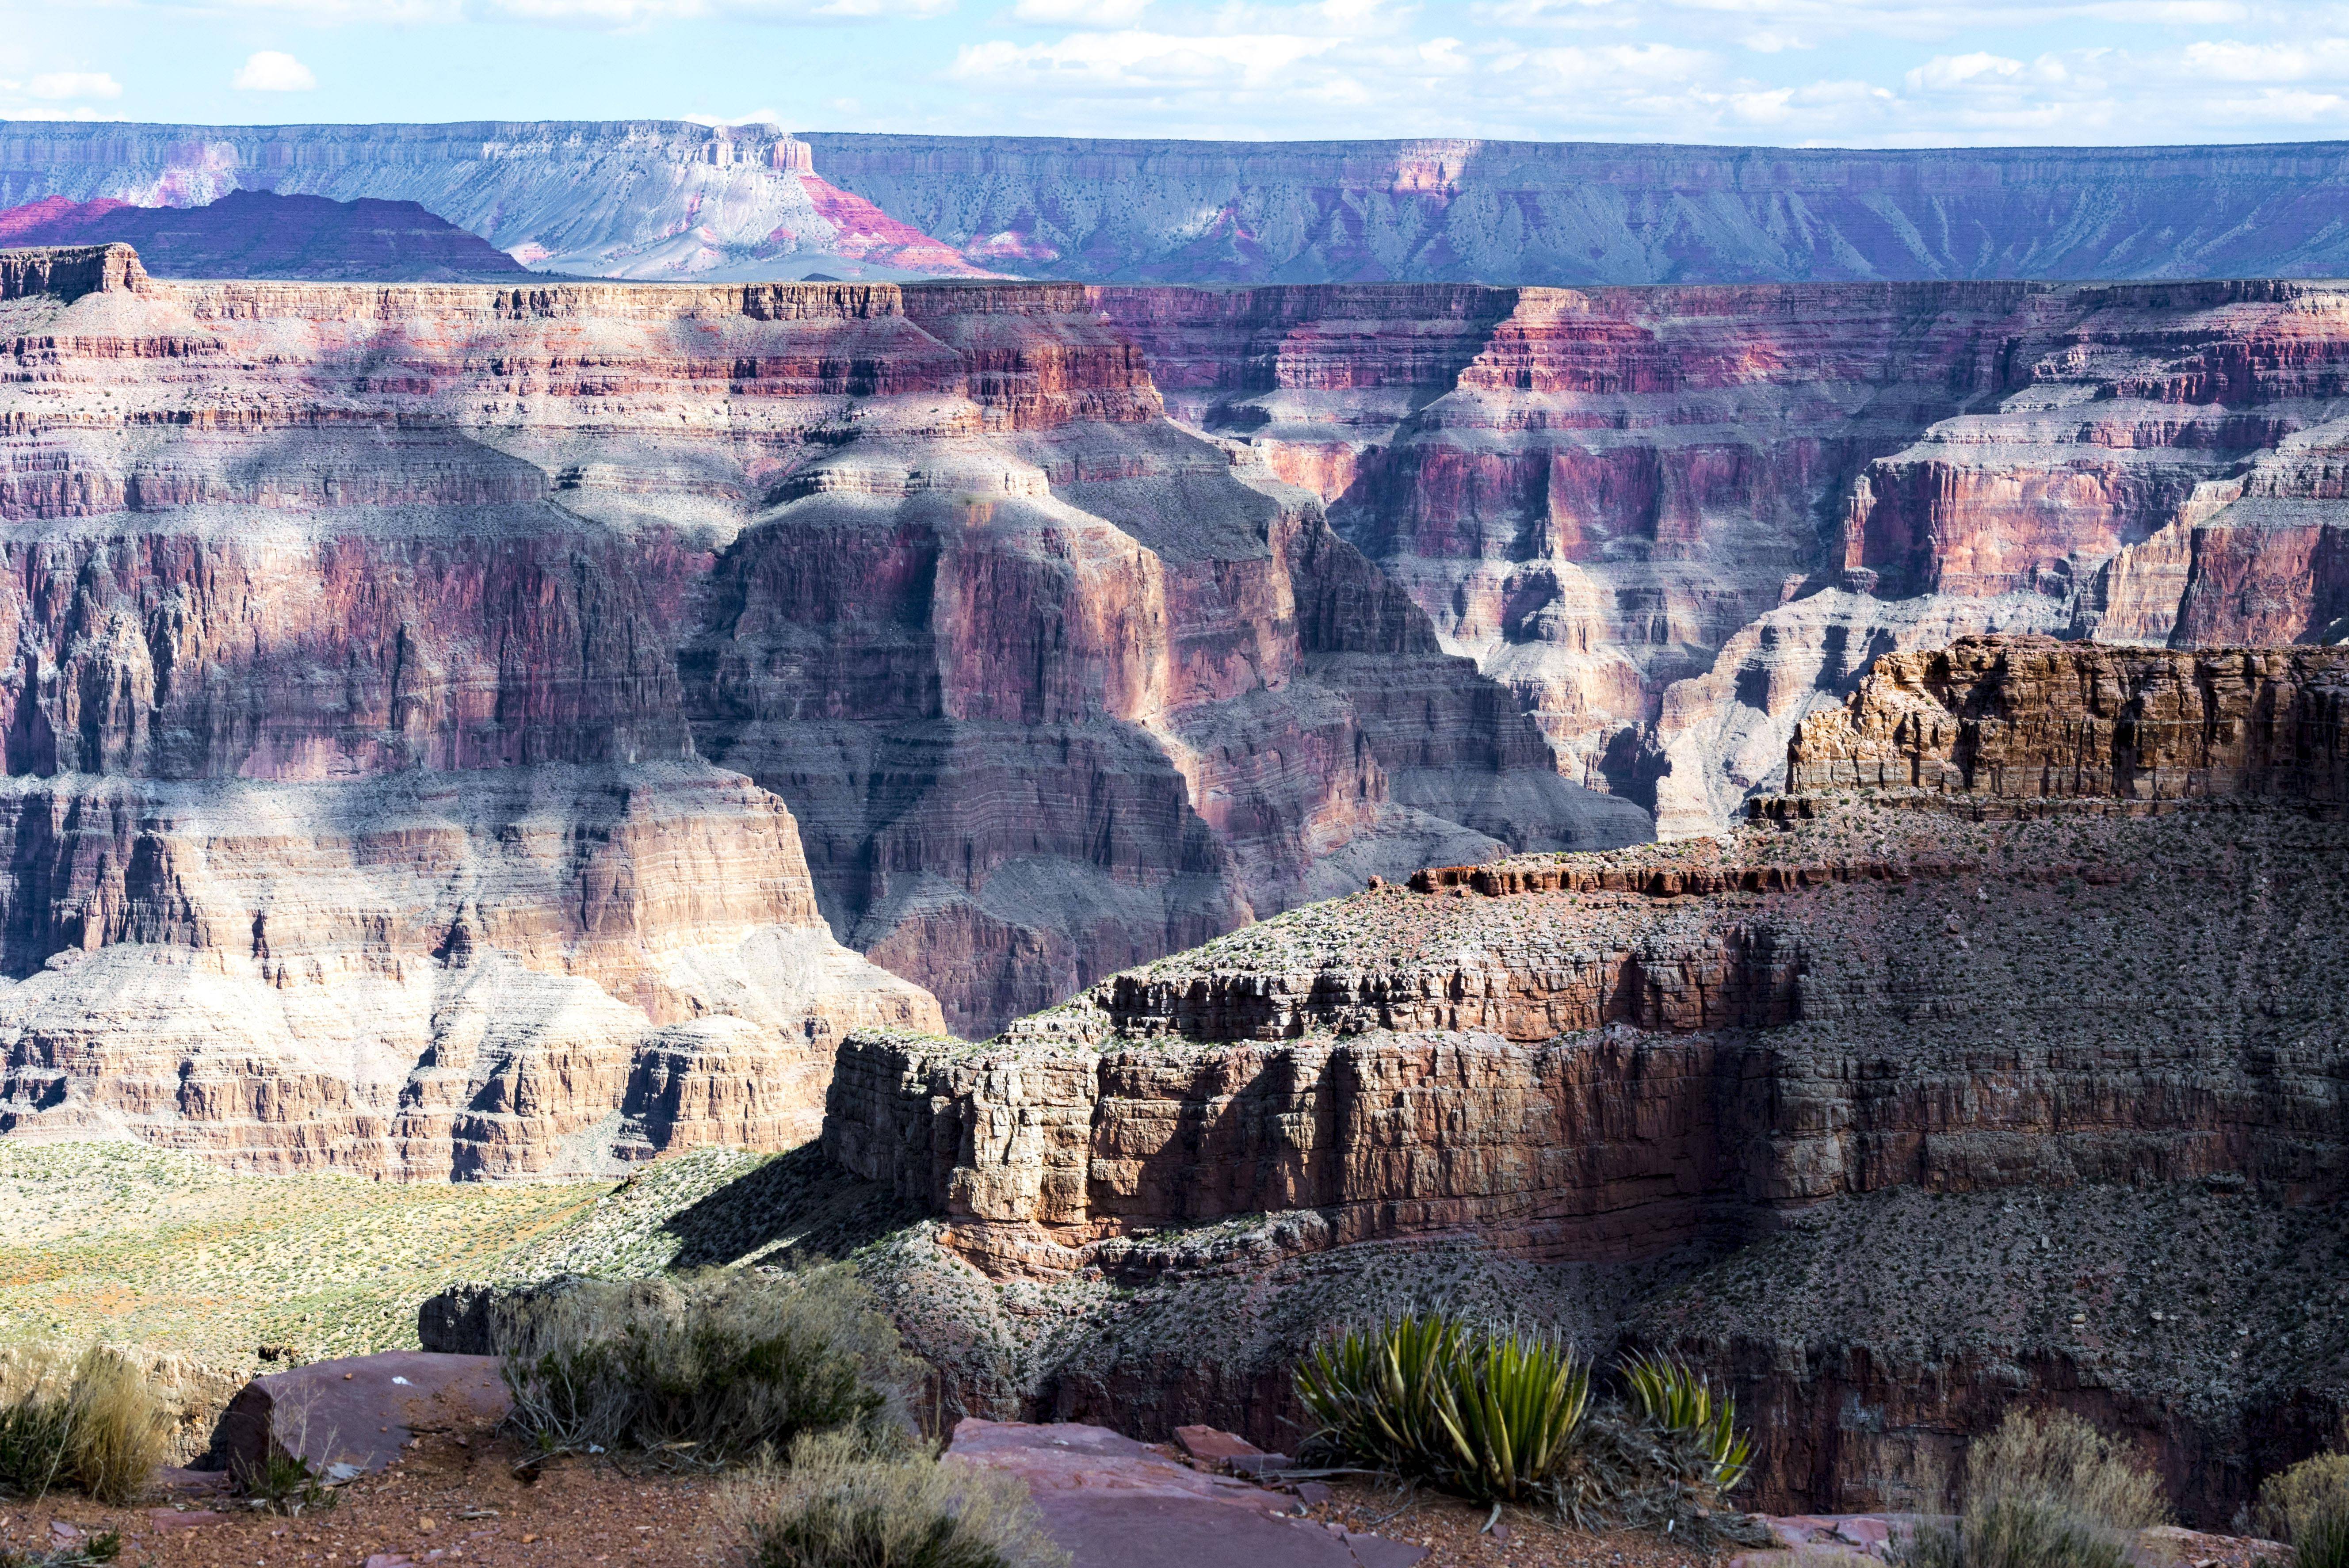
[7,0,2349,148]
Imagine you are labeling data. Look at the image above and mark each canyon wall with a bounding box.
[814,637,2349,1519]
[10,240,2349,1179]
[1781,635,2349,809]
[0,122,983,282]
[24,125,2349,287]
[807,136,2349,285]
[1100,279,2349,836]
[0,246,1639,1172]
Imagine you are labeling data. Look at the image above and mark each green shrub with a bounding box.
[1296,1314,1589,1504]
[2254,1449,2349,1543]
[231,1448,338,1517]
[722,1428,1069,1568]
[0,1348,169,1506]
[1294,1320,1773,1539]
[499,1265,918,1469]
[1294,1311,1462,1480]
[1622,1352,1751,1492]
[0,1528,121,1567]
[1899,1411,2168,1568]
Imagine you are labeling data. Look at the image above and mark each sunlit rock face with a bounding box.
[1105,279,2349,836]
[0,249,1643,1171]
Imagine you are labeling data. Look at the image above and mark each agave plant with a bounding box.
[1294,1312,1463,1476]
[1621,1351,1752,1492]
[1296,1313,1591,1504]
[1429,1324,1591,1503]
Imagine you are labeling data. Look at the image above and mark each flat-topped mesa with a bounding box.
[1768,634,2349,815]
[825,805,2349,1279]
[0,242,145,301]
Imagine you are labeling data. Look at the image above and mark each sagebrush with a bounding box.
[721,1427,1069,1568]
[1898,1411,2168,1568]
[2296,1500,2349,1568]
[0,1348,169,1505]
[2254,1441,2349,1544]
[498,1265,918,1469]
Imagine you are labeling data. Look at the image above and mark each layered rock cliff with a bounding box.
[804,135,2349,286]
[0,123,985,282]
[1103,279,2349,836]
[0,245,1639,1171]
[807,637,2349,1522]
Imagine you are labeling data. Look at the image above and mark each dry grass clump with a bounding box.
[720,1427,1069,1568]
[2294,1502,2349,1568]
[0,1347,170,1505]
[1900,1411,2168,1568]
[498,1266,919,1470]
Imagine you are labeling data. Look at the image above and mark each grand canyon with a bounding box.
[1,114,2346,1566]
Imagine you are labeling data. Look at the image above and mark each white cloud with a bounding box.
[480,0,951,18]
[1906,50,2024,89]
[26,72,123,99]
[2179,38,2349,81]
[233,50,317,89]
[1012,0,1150,23]
[953,28,1343,90]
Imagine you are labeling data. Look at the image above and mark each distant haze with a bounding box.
[14,122,2349,286]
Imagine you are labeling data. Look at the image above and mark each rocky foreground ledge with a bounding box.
[799,637,2349,1524]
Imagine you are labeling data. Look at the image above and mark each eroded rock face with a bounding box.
[817,639,2349,1520]
[1780,635,2349,809]
[1102,280,2349,836]
[0,249,1645,1169]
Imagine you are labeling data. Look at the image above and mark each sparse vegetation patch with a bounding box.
[498,1267,918,1470]
[721,1426,1069,1568]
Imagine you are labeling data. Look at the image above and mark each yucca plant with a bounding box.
[1429,1326,1590,1503]
[1294,1312,1464,1478]
[1296,1313,1591,1504]
[1621,1351,1751,1492]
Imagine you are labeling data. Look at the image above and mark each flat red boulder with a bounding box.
[211,1351,509,1481]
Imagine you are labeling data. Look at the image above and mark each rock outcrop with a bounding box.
[1779,636,2349,810]
[0,249,1643,1171]
[811,638,2349,1522]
